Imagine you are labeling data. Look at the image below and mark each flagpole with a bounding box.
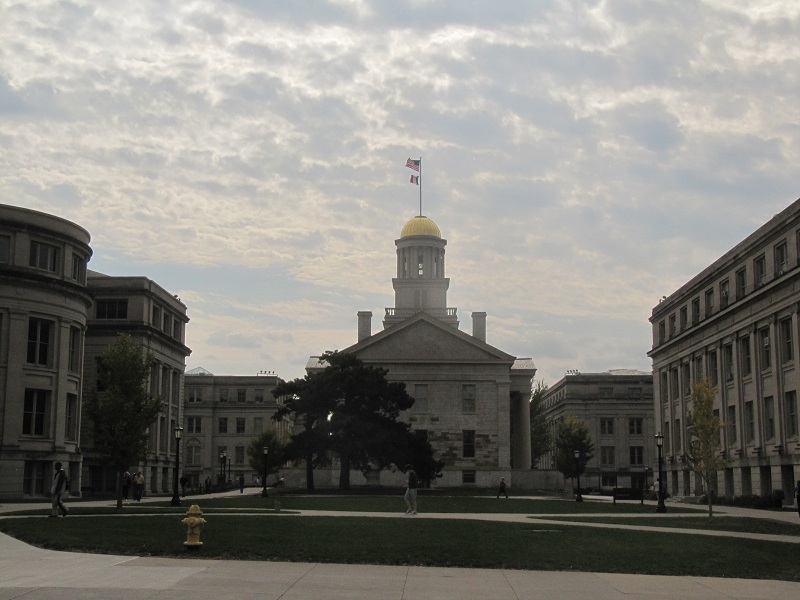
[418,157,423,216]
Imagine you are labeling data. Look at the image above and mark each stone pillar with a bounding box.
[357,311,372,342]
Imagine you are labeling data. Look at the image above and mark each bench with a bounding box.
[612,487,644,505]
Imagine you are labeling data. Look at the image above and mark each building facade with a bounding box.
[316,215,535,488]
[0,204,92,500]
[183,369,289,490]
[648,198,800,500]
[81,271,191,496]
[541,370,655,490]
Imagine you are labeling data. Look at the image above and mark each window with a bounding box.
[754,254,766,287]
[629,446,644,465]
[740,336,752,376]
[27,318,52,366]
[694,355,703,383]
[162,312,171,333]
[682,363,691,396]
[462,430,475,458]
[23,389,49,436]
[187,417,202,433]
[96,299,128,319]
[253,417,263,432]
[708,350,718,385]
[172,320,181,340]
[236,389,246,403]
[664,422,670,449]
[187,443,201,466]
[29,240,59,272]
[675,419,682,451]
[680,306,688,330]
[713,409,721,445]
[705,289,714,317]
[417,253,424,276]
[462,384,476,414]
[774,241,788,275]
[759,328,771,370]
[600,418,614,435]
[780,318,794,363]
[152,305,161,327]
[68,326,81,372]
[23,460,47,496]
[727,406,737,444]
[462,470,476,484]
[723,344,734,381]
[414,384,428,413]
[235,446,245,464]
[236,417,246,434]
[660,371,668,403]
[786,391,798,438]
[600,446,615,467]
[219,389,228,403]
[719,279,730,309]
[599,387,613,397]
[765,396,775,441]
[745,401,755,443]
[658,321,665,343]
[187,388,202,403]
[0,235,9,263]
[735,268,747,300]
[668,314,676,338]
[629,418,643,435]
[255,389,264,403]
[71,253,86,283]
[65,393,78,441]
[218,418,228,434]
[691,298,700,325]
[601,474,618,487]
[670,368,679,398]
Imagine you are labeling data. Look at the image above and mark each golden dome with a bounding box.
[400,215,441,238]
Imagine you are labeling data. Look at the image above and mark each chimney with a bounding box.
[472,312,487,342]
[357,311,372,342]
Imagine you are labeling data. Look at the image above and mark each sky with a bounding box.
[1,0,798,387]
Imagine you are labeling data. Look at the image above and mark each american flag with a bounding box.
[406,158,420,172]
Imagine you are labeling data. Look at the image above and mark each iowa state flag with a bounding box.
[410,175,419,185]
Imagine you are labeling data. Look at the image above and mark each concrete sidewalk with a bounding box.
[2,529,800,600]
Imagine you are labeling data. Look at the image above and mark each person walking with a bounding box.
[50,462,69,517]
[122,471,131,500]
[497,477,508,498]
[180,474,188,497]
[133,471,145,502]
[404,464,418,515]
[795,480,800,517]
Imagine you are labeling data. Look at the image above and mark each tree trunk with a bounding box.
[116,469,124,510]
[339,456,351,490]
[305,452,315,491]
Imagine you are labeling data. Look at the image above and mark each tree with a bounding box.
[529,380,550,468]
[684,378,729,518]
[555,416,594,485]
[84,334,162,509]
[246,428,287,485]
[272,370,335,491]
[274,351,438,490]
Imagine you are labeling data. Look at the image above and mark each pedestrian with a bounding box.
[795,480,800,517]
[239,475,245,493]
[404,464,418,515]
[497,477,508,498]
[122,471,131,500]
[50,462,69,517]
[180,474,188,497]
[133,471,145,502]
[204,476,211,494]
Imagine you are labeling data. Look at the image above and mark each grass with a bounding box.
[535,516,800,536]
[1,514,798,581]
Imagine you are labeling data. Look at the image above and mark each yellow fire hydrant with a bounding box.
[181,504,206,548]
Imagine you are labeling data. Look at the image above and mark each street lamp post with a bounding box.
[170,426,183,506]
[655,433,667,513]
[219,452,226,489]
[573,449,583,502]
[261,446,269,497]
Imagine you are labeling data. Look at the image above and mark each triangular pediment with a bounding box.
[343,312,515,365]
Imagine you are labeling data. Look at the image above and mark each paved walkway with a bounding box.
[1,493,799,599]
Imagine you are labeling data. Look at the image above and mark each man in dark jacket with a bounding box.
[50,462,69,517]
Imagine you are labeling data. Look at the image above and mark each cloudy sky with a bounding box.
[2,0,798,386]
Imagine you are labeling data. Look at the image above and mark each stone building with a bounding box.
[541,370,655,490]
[0,204,92,500]
[182,369,290,490]
[81,271,191,496]
[311,215,535,488]
[648,198,800,500]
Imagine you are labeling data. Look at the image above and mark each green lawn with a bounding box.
[1,514,798,581]
[535,516,800,536]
